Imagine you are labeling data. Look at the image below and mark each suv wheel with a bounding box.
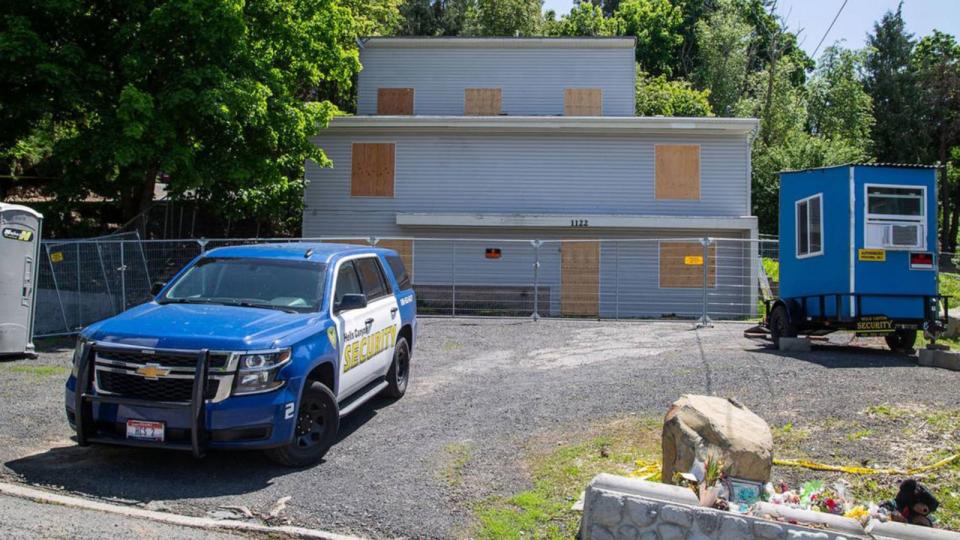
[381,337,410,399]
[266,381,339,467]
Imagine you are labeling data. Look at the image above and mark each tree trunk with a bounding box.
[938,140,954,252]
[120,167,158,225]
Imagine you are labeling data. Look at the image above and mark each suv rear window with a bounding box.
[386,255,412,290]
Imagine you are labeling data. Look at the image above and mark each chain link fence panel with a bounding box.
[33,235,786,337]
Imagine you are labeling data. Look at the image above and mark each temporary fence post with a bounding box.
[697,237,713,328]
[76,243,82,329]
[531,240,541,321]
[119,241,127,310]
[451,240,457,317]
[44,243,70,333]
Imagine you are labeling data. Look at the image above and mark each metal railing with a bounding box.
[33,235,782,337]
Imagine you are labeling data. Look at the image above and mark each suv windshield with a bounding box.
[160,257,326,313]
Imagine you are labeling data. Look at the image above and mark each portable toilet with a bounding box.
[0,203,43,356]
[769,164,942,350]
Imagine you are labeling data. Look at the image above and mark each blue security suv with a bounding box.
[65,243,416,466]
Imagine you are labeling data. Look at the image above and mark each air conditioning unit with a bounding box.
[865,222,923,249]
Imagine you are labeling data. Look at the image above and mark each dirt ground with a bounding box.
[0,319,958,538]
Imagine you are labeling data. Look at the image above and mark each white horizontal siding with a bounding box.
[357,48,635,116]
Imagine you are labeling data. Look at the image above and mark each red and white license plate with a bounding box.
[126,419,165,442]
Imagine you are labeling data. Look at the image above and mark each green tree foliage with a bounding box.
[398,0,471,36]
[913,30,960,249]
[613,0,684,76]
[864,6,925,164]
[341,0,403,36]
[462,0,543,36]
[694,0,754,117]
[635,70,713,117]
[738,56,871,232]
[548,2,614,37]
[0,0,360,227]
[806,46,874,152]
[584,0,622,18]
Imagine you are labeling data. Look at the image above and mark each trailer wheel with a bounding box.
[885,329,917,352]
[769,305,796,348]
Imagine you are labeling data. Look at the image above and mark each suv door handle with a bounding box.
[390,307,398,315]
[365,318,375,325]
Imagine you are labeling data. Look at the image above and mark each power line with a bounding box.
[811,0,849,59]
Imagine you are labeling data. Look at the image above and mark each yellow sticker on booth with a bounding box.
[50,251,64,263]
[684,255,704,265]
[858,249,886,262]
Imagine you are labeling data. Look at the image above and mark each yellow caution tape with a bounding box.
[628,460,661,481]
[774,454,960,476]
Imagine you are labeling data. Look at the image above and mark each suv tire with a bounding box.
[381,336,410,399]
[266,381,339,467]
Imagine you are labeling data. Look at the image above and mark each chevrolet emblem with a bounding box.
[136,363,170,380]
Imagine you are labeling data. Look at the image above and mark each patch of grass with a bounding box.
[939,272,960,300]
[439,442,473,487]
[845,407,960,531]
[846,428,873,441]
[3,364,70,378]
[772,422,811,456]
[863,404,908,419]
[441,341,463,352]
[473,417,661,540]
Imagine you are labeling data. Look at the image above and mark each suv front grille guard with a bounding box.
[74,342,210,458]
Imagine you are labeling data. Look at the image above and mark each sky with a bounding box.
[542,0,960,60]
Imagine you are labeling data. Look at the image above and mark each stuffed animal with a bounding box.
[883,479,939,527]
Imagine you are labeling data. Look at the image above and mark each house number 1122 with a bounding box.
[570,219,589,227]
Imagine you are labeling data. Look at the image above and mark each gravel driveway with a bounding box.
[1,318,959,538]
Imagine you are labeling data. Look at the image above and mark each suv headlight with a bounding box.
[233,349,291,395]
[71,337,89,377]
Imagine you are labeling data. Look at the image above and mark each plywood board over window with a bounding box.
[351,143,395,197]
[561,241,599,317]
[377,88,414,115]
[659,241,716,288]
[464,88,502,116]
[655,145,700,200]
[563,88,602,116]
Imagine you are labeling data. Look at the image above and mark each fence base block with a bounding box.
[919,349,960,371]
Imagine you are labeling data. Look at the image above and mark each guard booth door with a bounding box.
[0,204,43,356]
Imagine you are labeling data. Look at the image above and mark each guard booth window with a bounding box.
[864,185,926,250]
[796,194,823,258]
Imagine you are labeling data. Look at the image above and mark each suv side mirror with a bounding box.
[335,293,367,312]
[150,281,166,296]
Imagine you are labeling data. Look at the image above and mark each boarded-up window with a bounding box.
[655,145,700,200]
[351,143,395,197]
[561,241,599,317]
[377,88,414,115]
[563,88,602,116]
[659,242,716,288]
[464,88,502,115]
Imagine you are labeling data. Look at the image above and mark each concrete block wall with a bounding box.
[581,474,869,540]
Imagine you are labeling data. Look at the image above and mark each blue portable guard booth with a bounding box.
[766,164,947,350]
